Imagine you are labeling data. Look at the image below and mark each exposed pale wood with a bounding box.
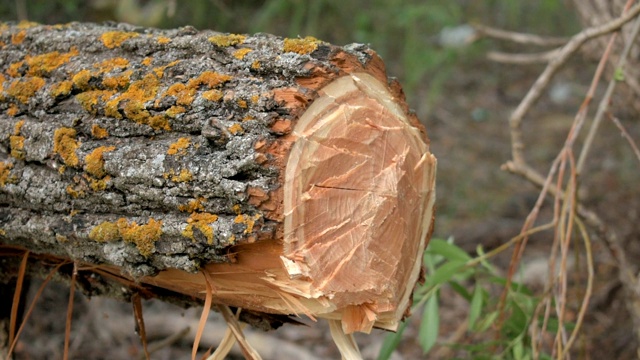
[0,21,436,334]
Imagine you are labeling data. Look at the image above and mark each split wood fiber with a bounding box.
[0,21,436,333]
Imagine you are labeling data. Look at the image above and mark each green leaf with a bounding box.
[476,311,499,333]
[614,67,625,81]
[427,239,472,262]
[426,260,467,287]
[449,281,471,300]
[418,294,440,353]
[512,335,524,359]
[377,321,408,360]
[468,285,484,330]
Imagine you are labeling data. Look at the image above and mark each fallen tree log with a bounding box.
[0,21,436,334]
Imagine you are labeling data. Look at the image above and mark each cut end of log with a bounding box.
[279,72,436,332]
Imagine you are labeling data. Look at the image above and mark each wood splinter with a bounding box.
[0,22,436,336]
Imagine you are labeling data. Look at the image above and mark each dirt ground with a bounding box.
[4,15,640,360]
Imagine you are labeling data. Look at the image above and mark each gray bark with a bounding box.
[0,22,381,279]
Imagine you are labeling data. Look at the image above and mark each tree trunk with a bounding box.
[0,21,436,333]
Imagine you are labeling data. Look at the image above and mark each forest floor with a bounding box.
[8,42,640,360]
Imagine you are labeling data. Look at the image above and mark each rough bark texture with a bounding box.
[571,0,640,115]
[0,21,436,333]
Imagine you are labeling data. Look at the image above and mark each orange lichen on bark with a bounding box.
[9,135,25,160]
[11,30,26,45]
[91,124,109,139]
[102,70,132,89]
[164,168,192,183]
[167,137,190,156]
[157,36,171,44]
[89,218,163,257]
[234,213,261,234]
[93,57,130,73]
[6,77,45,103]
[51,80,73,97]
[6,61,25,77]
[76,90,116,114]
[86,174,111,191]
[53,127,80,167]
[233,48,252,60]
[105,73,170,130]
[178,197,205,213]
[202,89,223,102]
[208,34,246,47]
[165,105,186,118]
[72,70,92,91]
[182,212,218,244]
[6,104,19,116]
[0,162,14,187]
[283,36,322,54]
[141,57,153,66]
[84,146,116,178]
[228,123,244,135]
[65,184,85,198]
[164,71,231,106]
[25,47,79,76]
[100,31,139,48]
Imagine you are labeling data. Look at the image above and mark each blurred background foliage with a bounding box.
[0,0,579,114]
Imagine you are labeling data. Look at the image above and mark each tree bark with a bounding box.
[0,21,436,333]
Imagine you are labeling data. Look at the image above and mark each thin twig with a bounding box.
[473,23,570,46]
[63,262,78,360]
[487,49,560,64]
[609,115,640,163]
[192,270,213,360]
[9,250,29,348]
[132,293,151,360]
[138,326,190,360]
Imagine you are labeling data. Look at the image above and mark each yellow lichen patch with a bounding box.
[91,124,109,139]
[89,218,163,257]
[11,30,26,45]
[7,61,25,77]
[182,212,218,244]
[251,94,260,104]
[178,197,205,213]
[93,57,130,73]
[25,47,79,76]
[6,104,19,116]
[7,77,45,104]
[193,71,232,88]
[167,137,190,156]
[283,36,322,54]
[84,146,115,178]
[157,36,171,44]
[102,70,132,89]
[50,80,73,97]
[100,31,139,49]
[202,89,223,102]
[251,61,261,70]
[237,99,247,108]
[14,120,24,134]
[53,127,80,167]
[208,34,246,47]
[88,221,119,242]
[166,105,186,118]
[105,73,171,130]
[164,83,195,106]
[142,57,153,66]
[65,184,85,198]
[152,60,180,78]
[242,115,255,122]
[163,168,192,183]
[228,123,244,135]
[0,162,14,187]
[234,213,261,234]
[9,135,25,160]
[75,90,116,114]
[55,234,68,243]
[233,48,252,60]
[72,69,92,91]
[86,175,111,191]
[164,71,231,106]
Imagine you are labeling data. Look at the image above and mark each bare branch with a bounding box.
[473,23,569,46]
